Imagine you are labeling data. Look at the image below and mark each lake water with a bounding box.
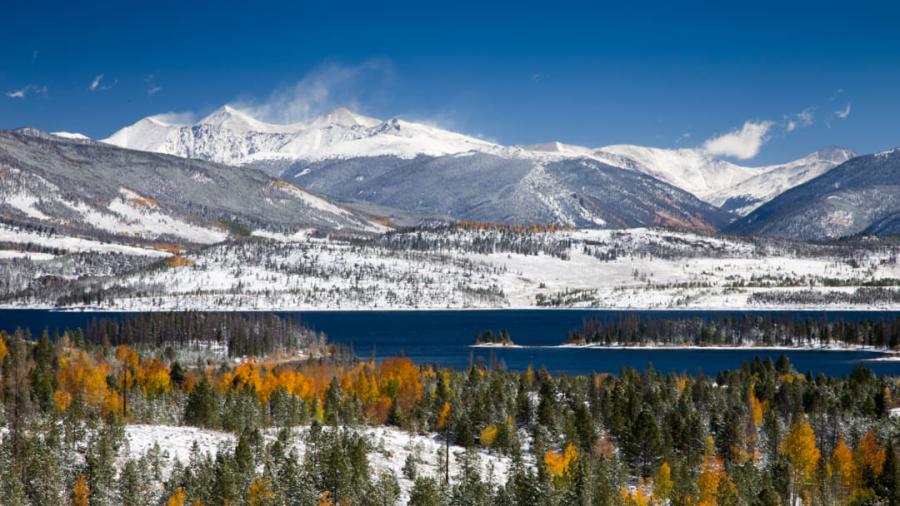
[2,309,899,376]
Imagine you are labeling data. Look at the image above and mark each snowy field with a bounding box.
[122,424,513,504]
[2,226,898,310]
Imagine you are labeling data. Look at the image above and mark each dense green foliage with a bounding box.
[1,315,900,505]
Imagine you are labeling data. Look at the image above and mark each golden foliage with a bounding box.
[748,385,767,426]
[832,435,855,491]
[436,401,451,430]
[247,478,276,506]
[166,256,195,268]
[152,242,184,254]
[55,350,112,413]
[781,417,820,480]
[54,390,73,413]
[72,475,90,506]
[480,425,499,448]
[697,451,724,506]
[620,486,651,506]
[316,491,334,506]
[676,376,689,394]
[167,488,187,506]
[856,431,887,478]
[0,334,8,363]
[545,442,578,479]
[654,462,673,502]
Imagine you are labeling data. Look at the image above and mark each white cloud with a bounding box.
[785,108,815,132]
[89,74,103,91]
[701,120,774,160]
[235,59,394,124]
[835,103,851,119]
[5,84,47,99]
[147,85,161,96]
[89,74,116,92]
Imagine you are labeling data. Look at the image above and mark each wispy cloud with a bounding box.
[145,74,161,96]
[31,50,39,63]
[88,74,106,91]
[149,111,197,125]
[701,120,774,160]
[5,84,48,99]
[835,103,851,119]
[235,59,394,124]
[785,107,815,132]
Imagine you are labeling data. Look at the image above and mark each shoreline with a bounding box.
[470,342,900,355]
[1,305,899,313]
[552,343,896,353]
[469,342,524,349]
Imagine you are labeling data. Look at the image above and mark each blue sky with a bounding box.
[1,0,898,164]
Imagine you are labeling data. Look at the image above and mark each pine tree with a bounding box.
[408,476,445,506]
[185,376,219,428]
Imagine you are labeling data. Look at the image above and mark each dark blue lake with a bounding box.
[2,309,900,376]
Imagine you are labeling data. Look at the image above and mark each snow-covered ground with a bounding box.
[122,424,513,503]
[0,223,170,257]
[3,227,898,310]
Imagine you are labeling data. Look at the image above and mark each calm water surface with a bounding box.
[2,309,899,376]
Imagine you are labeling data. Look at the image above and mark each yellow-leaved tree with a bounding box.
[545,442,578,482]
[72,475,90,506]
[247,478,276,506]
[480,425,499,449]
[831,435,855,497]
[697,437,723,506]
[855,431,887,482]
[781,416,820,504]
[167,488,187,506]
[654,461,674,504]
[436,401,451,430]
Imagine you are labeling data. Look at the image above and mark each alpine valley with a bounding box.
[0,105,897,310]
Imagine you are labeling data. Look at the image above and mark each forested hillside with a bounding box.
[1,314,900,504]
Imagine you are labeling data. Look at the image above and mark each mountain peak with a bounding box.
[811,146,856,162]
[309,108,380,128]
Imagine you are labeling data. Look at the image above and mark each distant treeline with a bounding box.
[474,329,514,345]
[749,287,900,306]
[565,314,900,348]
[359,225,572,259]
[82,312,325,357]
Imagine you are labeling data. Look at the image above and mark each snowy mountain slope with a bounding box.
[289,153,731,230]
[0,129,385,244]
[103,106,853,225]
[592,144,758,201]
[706,147,856,215]
[727,148,900,239]
[23,227,898,311]
[104,106,500,176]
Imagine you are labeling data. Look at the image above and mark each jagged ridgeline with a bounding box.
[80,312,326,357]
[566,314,900,348]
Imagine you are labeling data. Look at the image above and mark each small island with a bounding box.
[472,329,519,347]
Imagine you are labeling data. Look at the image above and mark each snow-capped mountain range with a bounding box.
[0,129,384,249]
[102,106,855,219]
